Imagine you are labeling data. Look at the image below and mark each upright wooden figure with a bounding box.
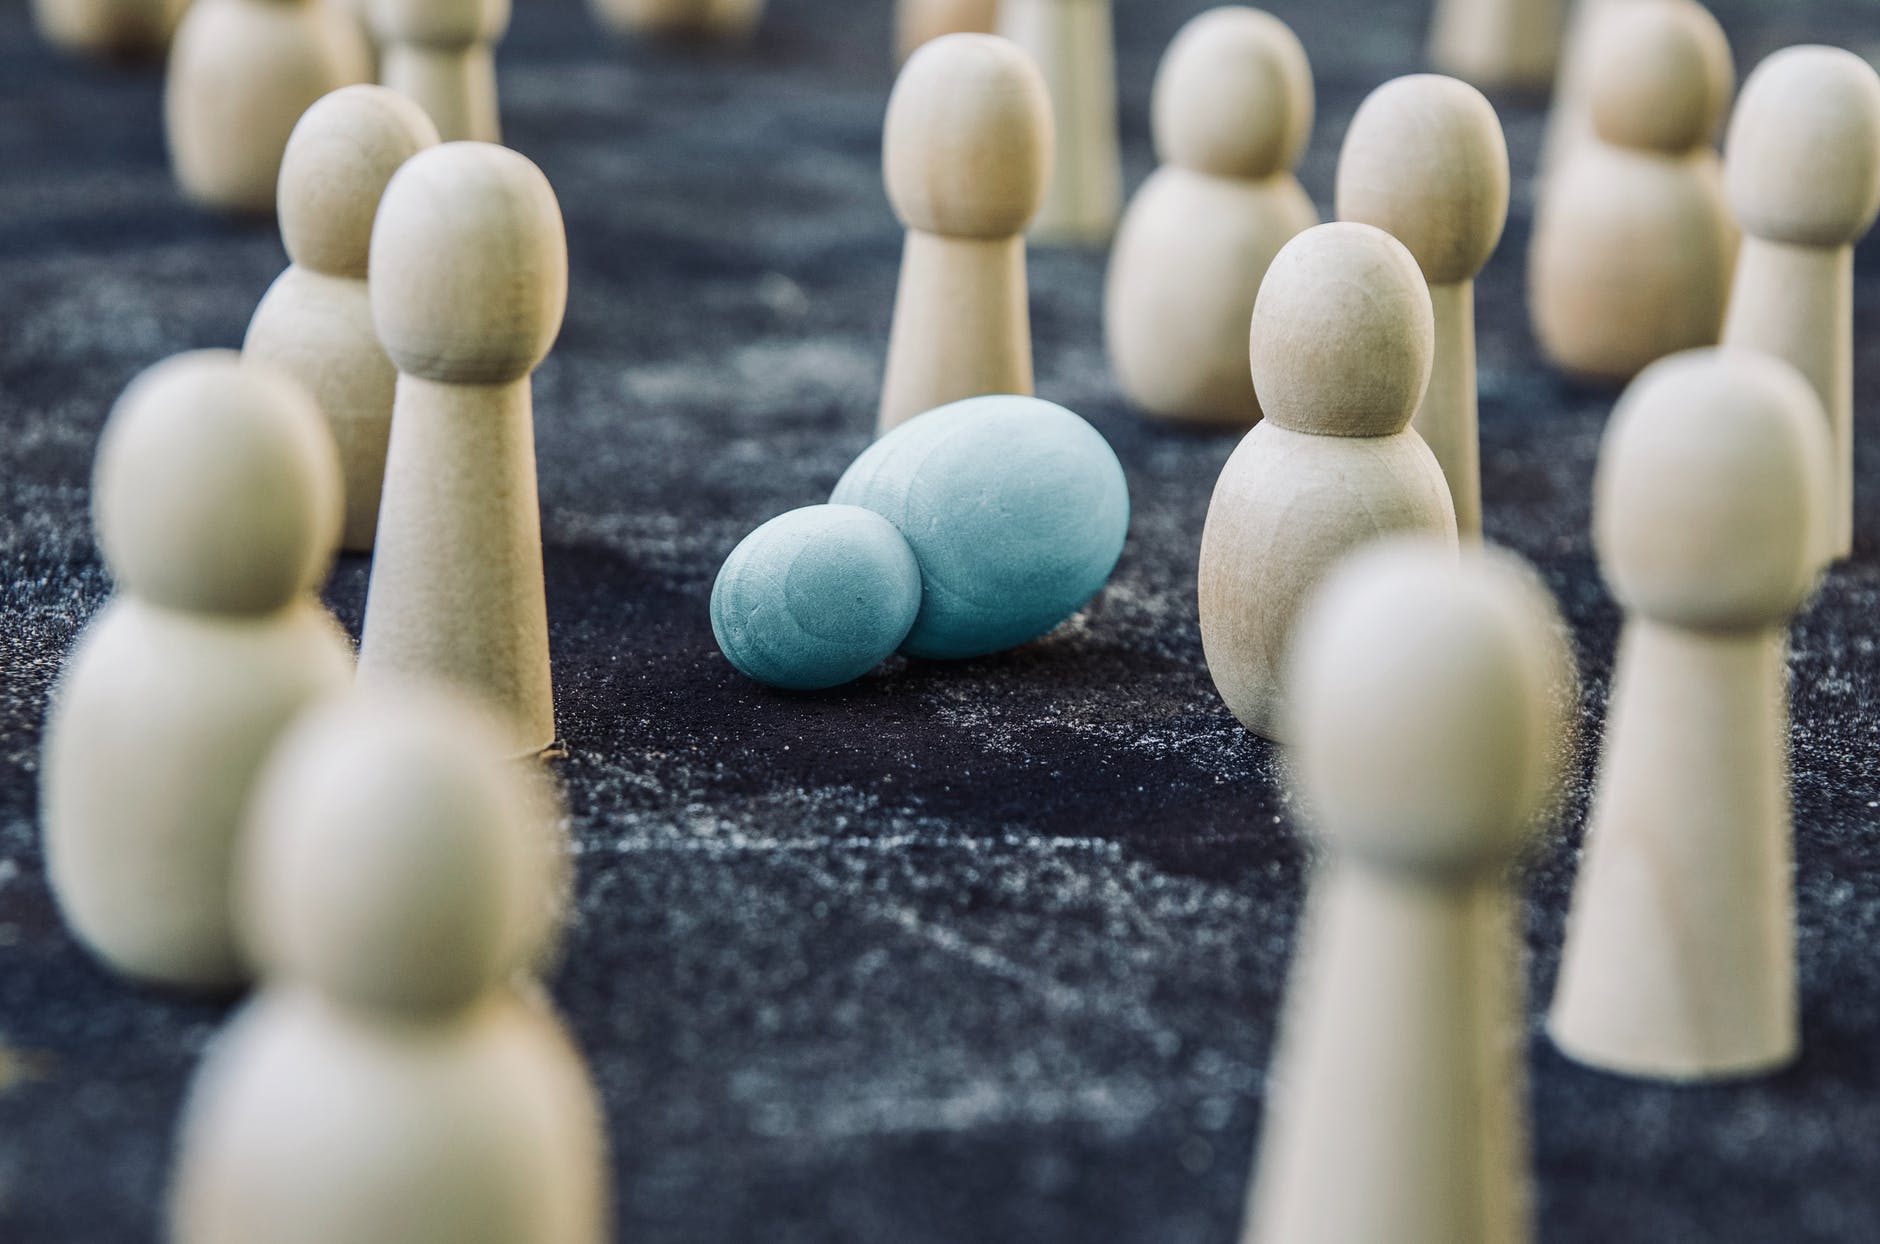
[1550,348,1830,1080]
[1428,0,1561,90]
[33,0,186,59]
[1198,223,1457,743]
[360,142,567,756]
[1105,6,1317,427]
[1528,0,1734,382]
[997,0,1121,244]
[372,0,509,142]
[1338,74,1509,539]
[245,85,441,553]
[895,0,996,62]
[165,0,371,213]
[878,34,1052,434]
[1721,46,1880,562]
[40,352,351,990]
[170,689,607,1244]
[1245,538,1571,1244]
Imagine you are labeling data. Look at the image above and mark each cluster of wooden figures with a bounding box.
[21,0,1880,1239]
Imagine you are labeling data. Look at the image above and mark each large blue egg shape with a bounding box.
[831,395,1130,660]
[710,504,923,690]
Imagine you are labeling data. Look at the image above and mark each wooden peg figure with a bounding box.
[878,34,1052,434]
[1549,348,1831,1081]
[32,0,186,59]
[1197,222,1458,743]
[1427,0,1561,90]
[997,0,1121,244]
[359,142,567,756]
[246,85,441,553]
[40,352,351,990]
[1720,46,1880,563]
[164,0,372,213]
[1245,538,1572,1244]
[1105,6,1317,427]
[372,0,509,142]
[1338,74,1509,539]
[895,0,996,63]
[590,0,764,40]
[1528,0,1735,383]
[170,688,608,1244]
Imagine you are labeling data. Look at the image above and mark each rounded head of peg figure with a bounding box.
[1249,222,1434,437]
[883,33,1053,239]
[241,688,558,1015]
[93,351,341,617]
[370,0,512,46]
[1152,7,1313,181]
[1724,45,1880,248]
[370,142,569,385]
[1335,74,1509,285]
[1595,348,1830,631]
[279,85,441,280]
[1289,538,1574,875]
[1589,0,1733,155]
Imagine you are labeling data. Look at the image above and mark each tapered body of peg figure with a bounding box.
[1720,46,1880,563]
[165,0,371,213]
[245,85,440,552]
[1106,6,1316,427]
[1244,537,1572,1244]
[1197,222,1457,743]
[373,0,508,142]
[170,689,607,1244]
[1550,348,1830,1080]
[878,34,1052,434]
[41,352,351,991]
[1428,0,1561,90]
[1339,74,1508,539]
[997,0,1120,244]
[359,142,567,755]
[895,0,995,62]
[1529,0,1734,383]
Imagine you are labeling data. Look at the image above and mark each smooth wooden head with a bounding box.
[1724,45,1880,248]
[1151,6,1311,182]
[1249,221,1434,437]
[1596,347,1830,631]
[883,32,1053,239]
[1335,73,1508,286]
[93,350,340,616]
[369,141,569,385]
[279,85,440,280]
[1289,537,1572,875]
[370,0,510,46]
[1587,0,1732,155]
[241,688,552,1015]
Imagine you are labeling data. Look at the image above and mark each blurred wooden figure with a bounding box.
[1550,348,1830,1080]
[997,0,1119,244]
[359,143,567,755]
[372,0,508,142]
[1338,74,1509,539]
[1428,0,1561,90]
[1198,223,1457,743]
[170,689,608,1244]
[165,0,371,213]
[590,0,764,40]
[896,0,995,62]
[33,0,187,59]
[1105,6,1316,427]
[1720,46,1880,562]
[1244,538,1571,1244]
[40,352,351,991]
[878,34,1052,434]
[245,85,440,553]
[1529,0,1734,382]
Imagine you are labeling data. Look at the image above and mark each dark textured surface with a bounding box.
[4,0,1880,1239]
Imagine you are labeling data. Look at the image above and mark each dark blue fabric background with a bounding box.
[2,0,1879,1238]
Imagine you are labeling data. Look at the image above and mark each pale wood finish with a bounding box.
[32,0,185,59]
[878,34,1051,433]
[591,0,765,39]
[1429,0,1561,90]
[372,0,509,142]
[997,0,1119,245]
[895,0,996,63]
[1337,74,1508,539]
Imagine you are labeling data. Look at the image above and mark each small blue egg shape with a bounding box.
[831,395,1130,660]
[710,504,923,690]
